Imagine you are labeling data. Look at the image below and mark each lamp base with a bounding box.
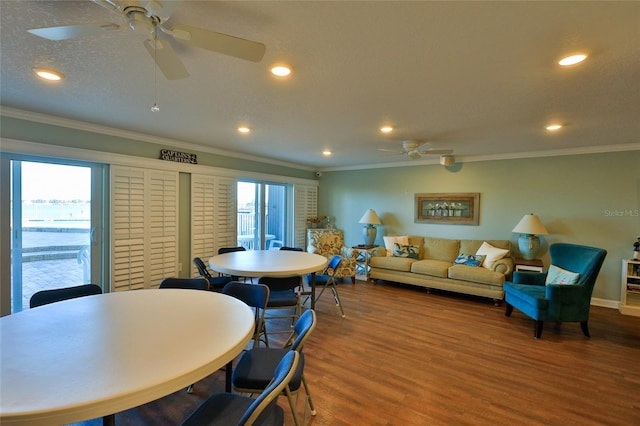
[518,234,540,260]
[363,225,377,246]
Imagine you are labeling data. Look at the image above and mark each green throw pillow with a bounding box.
[393,243,420,259]
[453,254,486,267]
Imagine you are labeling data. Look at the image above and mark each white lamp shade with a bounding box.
[359,209,382,225]
[512,214,548,235]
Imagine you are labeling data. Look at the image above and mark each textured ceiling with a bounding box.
[1,0,639,170]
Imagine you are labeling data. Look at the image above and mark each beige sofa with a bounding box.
[369,236,514,305]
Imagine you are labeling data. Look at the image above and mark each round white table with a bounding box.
[0,289,254,426]
[209,250,328,309]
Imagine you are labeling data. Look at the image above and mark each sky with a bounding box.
[20,162,91,201]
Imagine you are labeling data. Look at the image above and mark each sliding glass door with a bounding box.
[237,181,288,250]
[7,159,104,313]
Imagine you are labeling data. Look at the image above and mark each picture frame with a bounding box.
[415,192,480,225]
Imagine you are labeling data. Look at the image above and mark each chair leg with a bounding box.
[580,320,591,338]
[534,320,544,339]
[301,374,317,416]
[330,285,345,317]
[505,302,513,317]
[284,385,301,426]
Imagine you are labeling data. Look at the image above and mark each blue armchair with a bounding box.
[503,243,607,339]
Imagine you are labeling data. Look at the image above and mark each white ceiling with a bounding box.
[1,1,639,170]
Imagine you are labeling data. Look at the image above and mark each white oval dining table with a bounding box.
[209,250,328,309]
[0,289,254,426]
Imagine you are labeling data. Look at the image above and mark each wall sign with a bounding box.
[160,149,197,164]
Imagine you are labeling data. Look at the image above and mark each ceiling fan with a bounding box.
[27,0,266,80]
[380,140,454,161]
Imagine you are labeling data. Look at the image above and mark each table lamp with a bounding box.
[512,213,549,260]
[359,209,382,246]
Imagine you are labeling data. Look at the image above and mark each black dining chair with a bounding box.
[193,257,232,291]
[158,277,209,291]
[182,350,300,426]
[218,246,250,282]
[30,284,102,308]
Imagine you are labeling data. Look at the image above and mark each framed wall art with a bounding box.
[415,193,480,225]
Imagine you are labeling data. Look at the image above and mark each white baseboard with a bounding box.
[591,297,620,310]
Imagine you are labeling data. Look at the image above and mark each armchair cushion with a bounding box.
[545,265,580,285]
[307,229,357,279]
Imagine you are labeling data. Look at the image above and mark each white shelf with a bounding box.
[620,259,640,317]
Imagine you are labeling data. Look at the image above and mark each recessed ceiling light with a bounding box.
[545,124,563,131]
[380,126,394,133]
[33,68,64,81]
[271,65,292,77]
[558,54,587,66]
[322,150,332,156]
[238,126,251,134]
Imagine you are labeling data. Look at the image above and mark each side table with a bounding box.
[352,245,379,281]
[515,258,544,273]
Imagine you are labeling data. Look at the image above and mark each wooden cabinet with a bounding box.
[620,259,640,317]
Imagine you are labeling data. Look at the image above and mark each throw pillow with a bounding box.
[475,241,509,270]
[393,243,420,259]
[453,254,486,267]
[545,265,580,285]
[383,235,409,257]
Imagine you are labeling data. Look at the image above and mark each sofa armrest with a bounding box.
[492,257,514,276]
[513,271,547,286]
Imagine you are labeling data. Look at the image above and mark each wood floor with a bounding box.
[73,280,640,426]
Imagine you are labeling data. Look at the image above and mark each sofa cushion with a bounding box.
[393,243,420,259]
[423,237,460,262]
[448,264,506,286]
[370,255,416,272]
[383,235,409,257]
[476,241,510,270]
[453,254,486,267]
[410,259,451,278]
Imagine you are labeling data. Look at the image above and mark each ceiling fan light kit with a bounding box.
[440,155,455,166]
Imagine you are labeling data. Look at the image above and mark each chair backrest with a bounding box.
[159,277,209,291]
[325,255,343,275]
[258,275,301,292]
[218,246,247,255]
[238,350,300,425]
[549,243,607,286]
[30,284,102,308]
[280,246,303,252]
[222,281,270,346]
[193,257,212,279]
[285,309,317,351]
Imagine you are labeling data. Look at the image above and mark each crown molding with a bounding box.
[0,107,315,172]
[321,143,640,172]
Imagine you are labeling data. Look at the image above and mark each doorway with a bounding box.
[8,159,104,312]
[237,181,288,250]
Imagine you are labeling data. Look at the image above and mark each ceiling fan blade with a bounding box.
[90,0,119,12]
[28,22,120,40]
[143,38,189,80]
[169,24,266,62]
[421,149,454,155]
[143,0,182,20]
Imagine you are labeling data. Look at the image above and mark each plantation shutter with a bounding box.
[111,166,178,291]
[294,184,317,249]
[191,174,237,276]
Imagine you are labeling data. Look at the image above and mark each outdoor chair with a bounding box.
[30,283,102,308]
[233,310,317,426]
[182,350,300,426]
[504,243,607,338]
[193,257,232,291]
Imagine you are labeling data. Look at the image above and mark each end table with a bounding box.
[351,245,378,281]
[515,258,544,273]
